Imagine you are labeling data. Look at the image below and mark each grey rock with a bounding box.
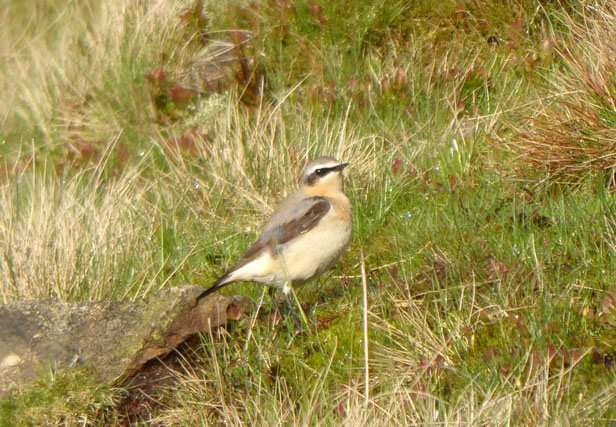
[0,286,252,397]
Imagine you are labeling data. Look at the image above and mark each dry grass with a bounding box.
[138,274,610,426]
[504,1,616,182]
[0,0,194,150]
[0,148,152,303]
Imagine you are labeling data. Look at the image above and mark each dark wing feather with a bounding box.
[197,197,331,300]
[272,197,330,247]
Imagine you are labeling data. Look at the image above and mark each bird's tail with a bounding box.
[197,275,230,301]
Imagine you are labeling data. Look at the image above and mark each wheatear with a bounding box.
[198,157,352,308]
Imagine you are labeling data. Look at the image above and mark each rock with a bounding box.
[0,286,252,397]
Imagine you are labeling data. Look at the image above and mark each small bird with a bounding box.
[199,156,352,310]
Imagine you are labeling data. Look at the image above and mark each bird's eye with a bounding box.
[315,168,324,176]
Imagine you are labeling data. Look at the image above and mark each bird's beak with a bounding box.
[333,162,349,172]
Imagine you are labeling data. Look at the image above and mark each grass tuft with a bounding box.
[503,2,616,183]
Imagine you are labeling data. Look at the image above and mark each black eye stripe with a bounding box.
[305,163,347,185]
[313,167,332,178]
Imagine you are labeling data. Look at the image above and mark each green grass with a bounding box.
[2,0,616,424]
[0,367,120,426]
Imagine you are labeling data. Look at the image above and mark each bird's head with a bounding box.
[301,156,349,196]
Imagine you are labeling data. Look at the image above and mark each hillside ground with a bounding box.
[1,0,616,424]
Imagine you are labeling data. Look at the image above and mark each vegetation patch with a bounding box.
[2,0,616,424]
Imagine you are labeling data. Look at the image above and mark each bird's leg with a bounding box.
[267,286,283,325]
[282,282,302,329]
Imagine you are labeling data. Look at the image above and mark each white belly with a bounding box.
[226,195,352,290]
[274,218,352,285]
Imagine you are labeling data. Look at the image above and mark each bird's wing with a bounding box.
[265,196,331,247]
[197,196,331,299]
[222,197,331,274]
